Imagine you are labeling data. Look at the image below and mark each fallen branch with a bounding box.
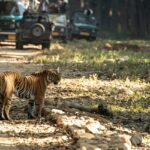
[44,100,113,117]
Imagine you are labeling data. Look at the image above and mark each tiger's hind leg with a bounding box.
[27,100,36,119]
[0,94,5,120]
[3,97,12,120]
[2,90,13,120]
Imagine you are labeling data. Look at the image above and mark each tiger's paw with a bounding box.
[35,117,45,125]
[35,118,41,125]
[5,116,12,121]
[28,114,36,119]
[0,113,6,120]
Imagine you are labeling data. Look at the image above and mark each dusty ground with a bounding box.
[0,43,150,150]
[0,43,73,150]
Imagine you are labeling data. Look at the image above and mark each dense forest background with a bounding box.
[68,0,150,38]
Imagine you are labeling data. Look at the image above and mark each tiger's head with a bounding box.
[45,68,61,85]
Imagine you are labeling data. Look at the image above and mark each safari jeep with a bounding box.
[16,12,53,50]
[0,0,26,42]
[49,13,69,43]
[69,12,98,41]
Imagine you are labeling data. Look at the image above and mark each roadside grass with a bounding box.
[35,39,150,131]
[36,39,150,81]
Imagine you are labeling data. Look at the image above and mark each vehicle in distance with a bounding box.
[49,13,68,43]
[16,12,53,50]
[0,0,26,42]
[69,12,98,41]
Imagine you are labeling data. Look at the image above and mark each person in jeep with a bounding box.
[38,0,50,12]
[58,0,68,13]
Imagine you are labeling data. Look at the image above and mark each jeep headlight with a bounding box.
[60,28,65,32]
[16,22,20,28]
[10,20,15,29]
[10,23,15,29]
[75,27,79,31]
[92,29,96,33]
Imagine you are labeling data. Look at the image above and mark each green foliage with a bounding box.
[34,39,150,131]
[35,39,150,81]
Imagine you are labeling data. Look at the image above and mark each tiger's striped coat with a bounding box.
[0,69,61,121]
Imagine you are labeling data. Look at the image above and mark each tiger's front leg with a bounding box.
[27,100,36,119]
[35,98,44,122]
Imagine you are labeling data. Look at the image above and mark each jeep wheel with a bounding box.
[16,41,23,49]
[62,36,67,43]
[68,32,74,41]
[31,23,45,37]
[42,42,50,50]
[87,36,96,41]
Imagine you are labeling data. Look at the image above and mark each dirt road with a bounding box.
[0,44,74,150]
[0,43,149,150]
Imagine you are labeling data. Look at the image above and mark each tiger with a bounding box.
[0,68,61,121]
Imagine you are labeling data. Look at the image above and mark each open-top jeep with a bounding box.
[69,12,98,41]
[0,0,26,42]
[16,11,53,50]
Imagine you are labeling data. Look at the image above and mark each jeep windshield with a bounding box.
[49,14,67,26]
[0,1,20,16]
[73,13,96,26]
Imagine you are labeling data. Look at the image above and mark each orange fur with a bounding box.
[0,69,61,120]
